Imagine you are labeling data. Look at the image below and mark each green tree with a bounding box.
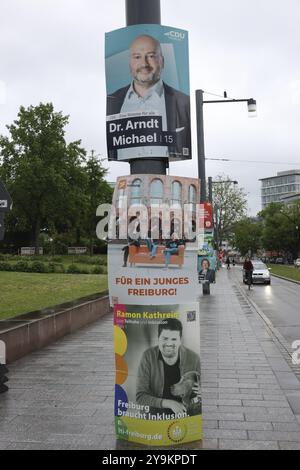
[232,218,263,256]
[0,103,86,253]
[80,152,113,255]
[212,175,248,249]
[259,202,300,259]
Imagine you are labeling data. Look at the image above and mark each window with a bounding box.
[150,179,164,206]
[187,184,197,213]
[117,185,126,209]
[130,178,142,205]
[171,181,182,207]
[188,185,196,203]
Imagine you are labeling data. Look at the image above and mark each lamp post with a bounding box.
[196,89,256,203]
[126,0,168,176]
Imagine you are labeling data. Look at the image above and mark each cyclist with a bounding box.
[226,256,231,270]
[243,256,254,288]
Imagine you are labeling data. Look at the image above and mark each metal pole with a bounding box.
[208,177,213,203]
[126,0,161,25]
[196,90,206,202]
[215,205,219,251]
[126,0,167,175]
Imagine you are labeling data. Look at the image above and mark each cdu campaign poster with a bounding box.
[105,24,191,162]
[114,303,202,446]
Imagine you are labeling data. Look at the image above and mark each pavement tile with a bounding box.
[274,373,300,390]
[0,442,10,450]
[219,440,279,450]
[248,431,300,442]
[6,442,71,450]
[202,420,219,430]
[268,358,293,373]
[204,429,247,440]
[202,412,244,421]
[219,421,273,431]
[272,422,300,432]
[285,392,300,414]
[202,439,218,450]
[242,400,290,408]
[245,412,296,423]
[279,442,300,450]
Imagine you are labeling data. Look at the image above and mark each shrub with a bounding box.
[79,268,89,274]
[14,261,29,272]
[92,266,104,275]
[47,262,57,273]
[30,261,46,273]
[48,263,66,273]
[0,262,12,271]
[67,264,81,274]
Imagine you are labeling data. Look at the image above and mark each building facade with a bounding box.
[260,170,300,209]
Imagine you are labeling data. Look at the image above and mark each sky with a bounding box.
[1,0,300,216]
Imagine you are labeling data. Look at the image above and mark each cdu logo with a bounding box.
[164,30,186,41]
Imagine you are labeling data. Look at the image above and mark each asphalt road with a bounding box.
[231,266,300,347]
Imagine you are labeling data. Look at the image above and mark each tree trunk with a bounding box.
[33,219,41,255]
[89,233,94,256]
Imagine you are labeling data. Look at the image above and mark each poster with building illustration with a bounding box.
[108,174,200,306]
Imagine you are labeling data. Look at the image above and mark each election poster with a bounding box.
[198,232,217,284]
[109,243,198,306]
[108,174,200,306]
[105,24,191,161]
[203,202,213,230]
[114,303,202,446]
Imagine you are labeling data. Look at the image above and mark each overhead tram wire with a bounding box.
[206,157,300,166]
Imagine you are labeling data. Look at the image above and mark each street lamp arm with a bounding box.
[203,98,253,104]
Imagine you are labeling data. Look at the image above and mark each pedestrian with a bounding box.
[226,256,231,270]
[243,256,254,287]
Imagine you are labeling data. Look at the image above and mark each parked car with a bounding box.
[243,261,271,285]
[294,258,300,268]
[275,257,284,264]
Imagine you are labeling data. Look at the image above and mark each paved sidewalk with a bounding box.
[1,268,300,450]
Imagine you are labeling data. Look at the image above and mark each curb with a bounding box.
[230,268,294,357]
[0,294,110,363]
[232,275,300,382]
[271,273,300,286]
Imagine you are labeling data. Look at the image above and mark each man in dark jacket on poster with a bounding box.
[107,34,191,160]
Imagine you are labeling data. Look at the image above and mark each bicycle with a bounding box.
[245,270,253,291]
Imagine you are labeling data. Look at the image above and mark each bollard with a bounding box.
[202,280,210,295]
[0,363,9,394]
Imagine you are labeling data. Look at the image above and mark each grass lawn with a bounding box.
[268,264,300,283]
[0,271,108,320]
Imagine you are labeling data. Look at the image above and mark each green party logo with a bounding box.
[167,421,187,443]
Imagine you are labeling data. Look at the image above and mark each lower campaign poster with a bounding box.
[114,303,202,446]
[109,243,198,306]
